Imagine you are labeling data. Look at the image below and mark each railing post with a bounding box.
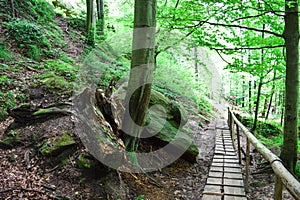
[230,112,235,147]
[228,107,231,126]
[236,124,242,164]
[274,176,283,200]
[245,138,250,192]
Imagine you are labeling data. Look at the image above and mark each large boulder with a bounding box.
[113,84,199,163]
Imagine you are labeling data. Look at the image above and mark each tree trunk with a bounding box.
[281,0,299,174]
[252,78,263,132]
[9,0,15,18]
[194,47,198,81]
[280,91,285,126]
[96,0,104,35]
[261,96,268,117]
[242,76,245,107]
[122,0,157,152]
[265,70,277,120]
[86,0,95,46]
[249,80,252,114]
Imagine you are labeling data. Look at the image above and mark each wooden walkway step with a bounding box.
[202,119,247,200]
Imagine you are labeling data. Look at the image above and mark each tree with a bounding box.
[280,0,299,174]
[86,0,96,46]
[122,0,157,154]
[96,0,104,35]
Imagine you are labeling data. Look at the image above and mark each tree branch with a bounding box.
[215,50,231,65]
[213,44,285,51]
[204,21,283,38]
[231,11,284,22]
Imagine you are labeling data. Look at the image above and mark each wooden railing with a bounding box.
[228,108,300,200]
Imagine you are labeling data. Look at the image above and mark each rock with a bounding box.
[40,131,76,156]
[113,86,199,163]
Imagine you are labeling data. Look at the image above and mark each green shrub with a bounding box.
[0,42,11,61]
[7,19,50,48]
[14,0,55,23]
[45,60,78,81]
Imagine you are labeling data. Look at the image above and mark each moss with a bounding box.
[76,153,94,169]
[33,109,53,116]
[37,72,72,91]
[0,130,20,147]
[40,131,75,155]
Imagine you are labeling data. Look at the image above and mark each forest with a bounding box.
[0,0,299,199]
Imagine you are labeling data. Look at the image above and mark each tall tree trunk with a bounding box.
[280,91,285,126]
[252,78,263,132]
[9,0,15,18]
[265,70,277,120]
[122,0,157,152]
[86,0,95,46]
[261,96,268,117]
[96,0,104,35]
[242,76,245,107]
[248,80,252,114]
[194,47,198,81]
[281,0,299,174]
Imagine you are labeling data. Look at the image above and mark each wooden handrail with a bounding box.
[228,108,300,200]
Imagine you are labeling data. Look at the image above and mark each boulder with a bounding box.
[113,85,199,163]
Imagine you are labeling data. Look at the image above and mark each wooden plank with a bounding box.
[211,162,223,167]
[210,166,224,172]
[207,177,223,185]
[224,186,246,196]
[202,194,222,200]
[224,167,242,173]
[224,163,240,168]
[209,171,223,178]
[212,159,224,163]
[224,179,244,187]
[203,185,222,193]
[224,173,243,179]
[224,195,247,200]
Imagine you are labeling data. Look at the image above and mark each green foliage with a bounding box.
[6,18,51,59]
[0,42,12,61]
[7,19,50,48]
[0,90,24,121]
[76,153,93,169]
[238,115,282,138]
[37,72,72,91]
[135,195,145,200]
[45,60,78,81]
[0,130,20,147]
[14,0,55,23]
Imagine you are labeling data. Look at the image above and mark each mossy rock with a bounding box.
[169,100,188,126]
[40,131,76,156]
[113,86,198,162]
[0,130,21,148]
[76,153,96,169]
[144,112,199,163]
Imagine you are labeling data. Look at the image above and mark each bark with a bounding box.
[281,0,299,174]
[96,0,104,34]
[252,78,263,132]
[248,80,252,113]
[122,0,157,152]
[194,47,198,81]
[280,91,285,126]
[9,0,15,18]
[261,96,268,117]
[265,71,277,120]
[86,0,95,46]
[242,77,245,107]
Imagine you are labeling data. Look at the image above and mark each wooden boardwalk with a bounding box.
[202,119,247,200]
